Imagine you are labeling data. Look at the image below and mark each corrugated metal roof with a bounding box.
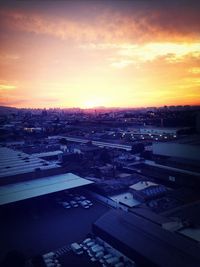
[93,210,200,267]
[0,173,93,205]
[0,147,60,178]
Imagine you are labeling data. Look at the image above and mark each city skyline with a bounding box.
[0,0,200,108]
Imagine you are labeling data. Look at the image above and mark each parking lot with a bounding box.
[0,191,109,263]
[41,236,135,267]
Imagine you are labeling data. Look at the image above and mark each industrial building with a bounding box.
[0,146,93,205]
[129,181,167,202]
[152,142,200,163]
[133,162,200,188]
[127,126,184,136]
[0,147,63,185]
[93,210,200,267]
[141,138,200,187]
[140,127,180,136]
[0,172,93,205]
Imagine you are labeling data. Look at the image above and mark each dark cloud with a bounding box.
[0,1,200,44]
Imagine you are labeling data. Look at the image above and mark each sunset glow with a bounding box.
[0,1,200,108]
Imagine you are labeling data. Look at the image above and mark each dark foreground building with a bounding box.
[93,210,200,267]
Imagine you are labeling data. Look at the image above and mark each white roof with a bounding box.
[0,173,93,205]
[110,192,140,207]
[129,181,158,191]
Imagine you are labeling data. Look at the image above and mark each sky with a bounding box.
[0,0,200,109]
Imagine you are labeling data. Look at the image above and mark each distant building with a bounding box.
[128,126,184,136]
[140,127,181,136]
[23,127,43,133]
[196,112,200,133]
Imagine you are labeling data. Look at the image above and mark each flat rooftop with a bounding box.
[110,192,140,207]
[0,173,93,205]
[130,181,158,191]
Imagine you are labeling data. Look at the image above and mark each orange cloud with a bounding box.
[0,2,200,108]
[0,80,17,90]
[0,84,16,90]
[189,67,200,74]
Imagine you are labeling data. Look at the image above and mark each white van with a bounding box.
[105,256,119,266]
[90,245,104,255]
[43,252,55,259]
[86,241,95,248]
[95,251,104,260]
[83,238,92,244]
[70,242,83,255]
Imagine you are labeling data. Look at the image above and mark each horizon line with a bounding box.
[1,104,200,110]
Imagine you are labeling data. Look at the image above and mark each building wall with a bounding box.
[196,113,200,133]
[0,166,64,186]
[87,191,128,211]
[139,164,200,187]
[153,142,200,162]
[92,223,157,267]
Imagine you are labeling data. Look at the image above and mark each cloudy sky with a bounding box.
[0,0,200,108]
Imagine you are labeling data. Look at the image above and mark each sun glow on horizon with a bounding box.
[0,1,200,108]
[82,98,107,109]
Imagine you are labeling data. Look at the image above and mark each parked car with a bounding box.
[71,242,83,255]
[62,202,71,209]
[80,201,90,208]
[83,238,92,245]
[70,200,79,207]
[85,200,93,206]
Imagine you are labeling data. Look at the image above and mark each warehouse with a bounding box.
[0,147,93,205]
[133,162,200,187]
[0,172,93,205]
[93,210,200,267]
[0,147,63,185]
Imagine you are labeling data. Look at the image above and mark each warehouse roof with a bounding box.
[0,173,93,205]
[31,150,63,158]
[93,210,200,267]
[0,147,60,178]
